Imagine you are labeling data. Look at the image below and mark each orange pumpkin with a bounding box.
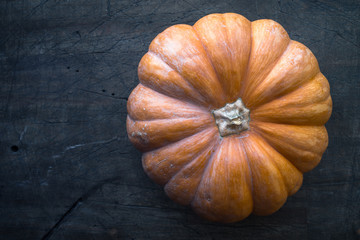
[126,13,332,223]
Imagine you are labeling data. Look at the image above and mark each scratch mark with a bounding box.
[4,26,22,115]
[41,176,123,240]
[27,0,51,17]
[65,137,118,151]
[183,0,206,15]
[52,136,119,159]
[20,125,28,141]
[107,0,111,17]
[88,21,107,34]
[41,197,82,240]
[78,88,128,101]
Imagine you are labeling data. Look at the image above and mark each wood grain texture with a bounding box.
[0,0,359,239]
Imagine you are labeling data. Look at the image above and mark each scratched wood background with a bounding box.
[1,0,359,239]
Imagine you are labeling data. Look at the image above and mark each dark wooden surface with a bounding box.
[1,0,359,239]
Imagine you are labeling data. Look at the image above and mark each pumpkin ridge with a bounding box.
[142,126,218,185]
[148,25,226,107]
[260,88,331,112]
[223,138,236,220]
[250,71,323,112]
[239,18,252,98]
[250,121,328,172]
[241,132,288,215]
[222,14,240,101]
[128,115,210,122]
[127,115,214,152]
[191,24,226,105]
[252,122,327,155]
[255,40,291,94]
[128,83,211,121]
[190,137,222,208]
[164,130,220,203]
[142,52,210,107]
[248,45,321,111]
[147,50,213,106]
[242,30,291,107]
[250,126,303,173]
[238,137,254,205]
[127,83,211,122]
[164,127,219,186]
[222,13,251,101]
[250,131,302,195]
[194,13,252,103]
[229,137,254,219]
[251,95,332,126]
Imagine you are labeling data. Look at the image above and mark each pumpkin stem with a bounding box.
[212,98,250,137]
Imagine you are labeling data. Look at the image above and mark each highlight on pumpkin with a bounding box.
[126,12,332,223]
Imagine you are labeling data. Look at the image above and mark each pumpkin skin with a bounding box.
[126,13,332,223]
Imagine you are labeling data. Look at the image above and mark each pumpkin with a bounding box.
[126,13,332,223]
